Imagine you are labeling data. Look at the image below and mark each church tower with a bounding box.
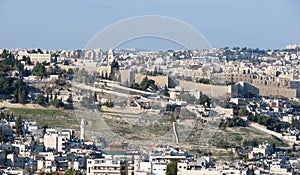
[107,48,114,65]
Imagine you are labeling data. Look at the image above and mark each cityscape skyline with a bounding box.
[1,1,300,174]
[0,0,299,50]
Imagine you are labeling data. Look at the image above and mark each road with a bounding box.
[248,122,296,147]
[72,82,130,98]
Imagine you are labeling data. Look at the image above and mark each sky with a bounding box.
[0,0,299,50]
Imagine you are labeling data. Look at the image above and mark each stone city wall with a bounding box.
[134,74,169,87]
[178,80,228,98]
[254,85,299,99]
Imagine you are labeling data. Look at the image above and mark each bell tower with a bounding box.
[107,48,114,65]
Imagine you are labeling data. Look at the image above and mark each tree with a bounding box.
[23,67,31,77]
[34,94,47,106]
[16,115,23,135]
[94,92,98,102]
[46,94,49,103]
[292,117,299,129]
[166,104,178,111]
[141,77,157,91]
[0,128,4,142]
[37,48,43,54]
[246,168,255,175]
[50,99,64,108]
[0,49,8,57]
[238,108,250,116]
[45,87,52,95]
[67,68,74,75]
[166,159,178,175]
[163,85,170,97]
[154,66,158,75]
[198,95,211,107]
[13,79,28,104]
[111,60,119,70]
[292,144,296,152]
[55,78,67,86]
[6,112,10,120]
[105,72,108,79]
[21,56,32,65]
[196,78,210,84]
[32,62,47,79]
[219,117,246,128]
[80,97,92,108]
[140,77,149,90]
[65,169,82,175]
[0,112,5,119]
[103,101,114,108]
[0,77,13,95]
[18,90,27,104]
[67,94,73,104]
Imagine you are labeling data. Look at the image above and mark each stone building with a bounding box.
[98,49,115,78]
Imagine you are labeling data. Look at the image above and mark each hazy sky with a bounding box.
[0,0,299,50]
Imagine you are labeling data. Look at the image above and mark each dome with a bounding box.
[154,57,165,65]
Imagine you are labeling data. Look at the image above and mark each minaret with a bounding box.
[80,119,85,141]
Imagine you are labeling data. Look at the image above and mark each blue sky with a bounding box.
[0,0,299,50]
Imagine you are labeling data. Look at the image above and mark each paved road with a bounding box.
[72,82,130,98]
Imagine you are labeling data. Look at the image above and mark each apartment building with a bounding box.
[86,158,128,175]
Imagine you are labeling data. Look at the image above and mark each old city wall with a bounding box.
[134,74,169,87]
[254,84,299,98]
[179,80,228,98]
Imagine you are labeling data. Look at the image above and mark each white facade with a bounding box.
[43,133,66,152]
[139,162,167,175]
[177,162,248,175]
[29,53,51,64]
[18,51,51,64]
[86,158,127,175]
[37,159,52,171]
